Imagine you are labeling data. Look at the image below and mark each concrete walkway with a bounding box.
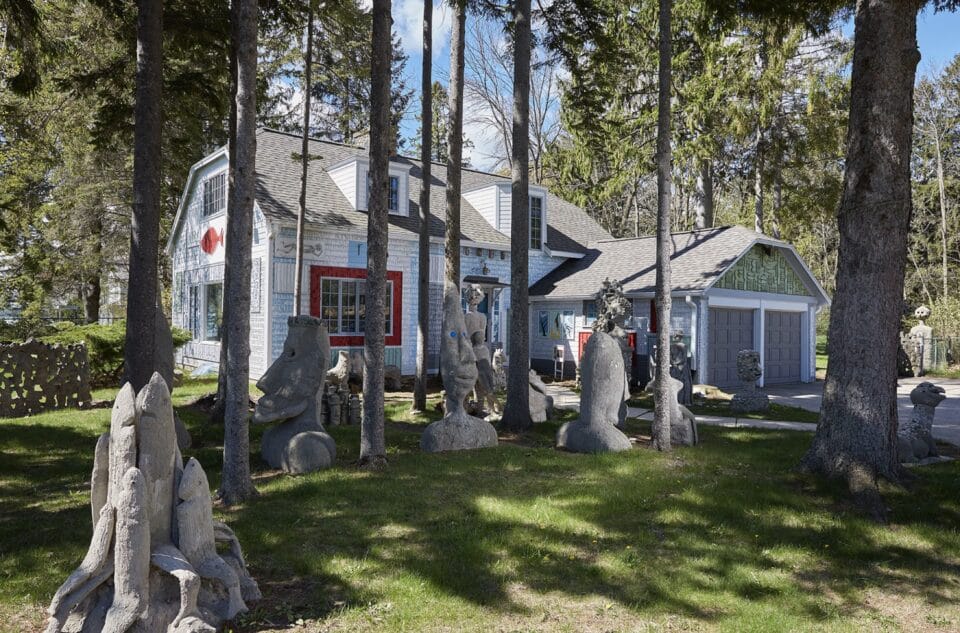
[544,379,960,446]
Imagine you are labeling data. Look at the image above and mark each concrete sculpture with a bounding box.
[253,316,336,473]
[898,381,946,463]
[592,278,633,427]
[421,285,499,452]
[464,285,500,416]
[908,305,934,375]
[556,332,632,453]
[45,374,259,633]
[643,373,699,446]
[528,369,553,423]
[729,350,769,413]
[669,333,693,406]
[492,349,508,391]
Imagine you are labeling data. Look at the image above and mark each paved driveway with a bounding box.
[765,378,960,446]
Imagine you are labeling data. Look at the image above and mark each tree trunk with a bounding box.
[212,1,240,424]
[294,6,314,318]
[219,0,258,506]
[84,213,103,324]
[693,158,713,230]
[445,0,465,290]
[753,132,764,234]
[124,0,163,392]
[501,0,532,432]
[360,0,392,470]
[651,0,672,452]
[935,132,948,298]
[412,0,432,413]
[800,0,921,518]
[771,173,782,240]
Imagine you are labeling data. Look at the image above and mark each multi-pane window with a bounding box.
[203,172,226,216]
[204,283,223,341]
[530,195,543,250]
[320,278,392,335]
[366,173,400,212]
[188,286,200,337]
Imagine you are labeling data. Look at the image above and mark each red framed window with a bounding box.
[309,266,402,346]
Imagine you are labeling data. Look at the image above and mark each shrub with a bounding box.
[39,320,191,387]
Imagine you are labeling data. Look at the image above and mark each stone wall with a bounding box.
[0,340,92,416]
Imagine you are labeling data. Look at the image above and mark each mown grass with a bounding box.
[628,393,821,424]
[2,379,960,632]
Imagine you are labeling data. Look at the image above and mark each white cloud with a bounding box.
[393,0,452,61]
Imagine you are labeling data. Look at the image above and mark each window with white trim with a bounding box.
[530,195,544,250]
[319,278,393,335]
[204,283,223,341]
[365,173,400,213]
[202,172,226,216]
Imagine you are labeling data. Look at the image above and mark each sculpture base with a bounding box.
[420,413,498,452]
[556,420,632,454]
[261,418,336,473]
[730,392,769,414]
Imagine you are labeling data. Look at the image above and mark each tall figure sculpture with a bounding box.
[464,285,500,416]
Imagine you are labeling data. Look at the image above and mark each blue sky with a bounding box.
[394,2,960,169]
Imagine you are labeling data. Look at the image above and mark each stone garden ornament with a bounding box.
[898,381,946,463]
[464,284,501,416]
[253,315,337,473]
[729,350,769,413]
[592,278,633,427]
[45,373,259,633]
[556,331,632,453]
[908,305,934,375]
[421,285,499,452]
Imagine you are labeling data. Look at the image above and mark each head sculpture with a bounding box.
[593,278,632,334]
[254,316,330,424]
[911,381,946,408]
[440,285,477,414]
[466,284,484,311]
[915,305,931,322]
[736,350,762,383]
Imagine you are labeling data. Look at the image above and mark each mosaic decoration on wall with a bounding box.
[538,310,575,339]
[715,245,811,296]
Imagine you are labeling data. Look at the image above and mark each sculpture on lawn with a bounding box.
[492,349,508,391]
[528,369,554,422]
[729,350,769,413]
[464,285,500,416]
[421,285,499,452]
[556,331,632,453]
[908,304,934,375]
[898,381,946,463]
[253,316,336,473]
[593,278,633,427]
[669,332,693,406]
[45,374,259,633]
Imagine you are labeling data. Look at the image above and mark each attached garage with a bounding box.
[709,308,754,389]
[764,310,802,384]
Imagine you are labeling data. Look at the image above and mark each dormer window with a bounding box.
[530,195,544,250]
[367,173,400,212]
[202,172,226,217]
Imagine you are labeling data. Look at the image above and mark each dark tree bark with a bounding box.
[84,213,103,324]
[212,0,240,424]
[294,5,314,318]
[360,0,392,470]
[412,0,432,413]
[800,0,922,517]
[124,0,163,392]
[693,158,713,230]
[500,0,533,432]
[219,0,258,506]
[651,0,673,451]
[445,0,466,290]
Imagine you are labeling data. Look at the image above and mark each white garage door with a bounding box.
[764,310,802,384]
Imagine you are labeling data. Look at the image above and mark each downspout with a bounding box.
[685,295,697,374]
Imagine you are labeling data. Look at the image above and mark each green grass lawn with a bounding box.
[817,334,829,377]
[628,393,821,424]
[2,379,960,632]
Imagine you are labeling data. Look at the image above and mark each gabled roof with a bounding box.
[235,128,610,251]
[528,225,830,305]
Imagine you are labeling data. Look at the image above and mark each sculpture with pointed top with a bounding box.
[44,373,259,633]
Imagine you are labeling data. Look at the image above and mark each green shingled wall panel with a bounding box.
[715,245,810,296]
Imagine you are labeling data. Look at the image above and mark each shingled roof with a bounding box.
[528,225,828,302]
[253,128,611,251]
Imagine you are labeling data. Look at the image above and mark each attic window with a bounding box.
[202,172,226,217]
[366,173,400,212]
[529,195,544,250]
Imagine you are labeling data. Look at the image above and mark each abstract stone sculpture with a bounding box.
[669,333,693,406]
[421,285,499,452]
[326,351,350,389]
[592,278,633,426]
[464,285,501,416]
[528,370,553,423]
[384,365,403,391]
[556,332,632,453]
[643,373,699,446]
[729,350,769,413]
[898,381,945,463]
[45,374,259,633]
[908,305,934,375]
[253,316,336,473]
[492,349,508,391]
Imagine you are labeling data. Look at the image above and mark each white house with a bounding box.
[165,128,610,379]
[166,129,829,389]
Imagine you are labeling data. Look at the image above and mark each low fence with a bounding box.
[0,340,92,417]
[903,336,958,375]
